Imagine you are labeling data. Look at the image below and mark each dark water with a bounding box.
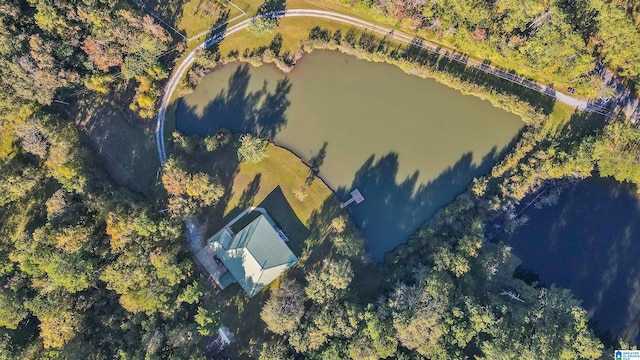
[175,50,523,261]
[507,176,640,345]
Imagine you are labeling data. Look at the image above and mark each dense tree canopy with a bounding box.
[336,0,640,94]
[2,0,640,358]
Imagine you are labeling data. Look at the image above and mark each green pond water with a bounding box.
[176,50,524,261]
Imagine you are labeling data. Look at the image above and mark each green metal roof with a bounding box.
[209,214,297,297]
[218,272,237,288]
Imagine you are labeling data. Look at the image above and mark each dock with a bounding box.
[340,189,365,208]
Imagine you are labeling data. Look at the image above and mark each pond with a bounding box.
[506,176,640,345]
[176,50,523,262]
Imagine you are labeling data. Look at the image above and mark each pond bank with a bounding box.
[176,50,523,261]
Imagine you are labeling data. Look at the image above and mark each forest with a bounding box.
[1,0,640,359]
[327,0,640,96]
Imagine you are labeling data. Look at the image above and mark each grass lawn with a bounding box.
[144,0,245,38]
[224,145,333,223]
[162,0,585,96]
[216,17,357,55]
[187,142,356,358]
[72,95,161,197]
[194,142,344,262]
[178,0,245,38]
[543,102,576,135]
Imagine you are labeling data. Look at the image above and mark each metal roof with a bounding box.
[209,214,297,297]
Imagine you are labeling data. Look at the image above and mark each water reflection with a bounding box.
[176,51,523,262]
[507,176,640,345]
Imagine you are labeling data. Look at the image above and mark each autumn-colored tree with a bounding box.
[237,134,269,163]
[162,159,189,196]
[261,279,305,334]
[305,259,353,304]
[0,290,28,329]
[45,189,68,219]
[26,292,82,349]
[195,306,220,335]
[54,224,93,253]
[162,157,225,217]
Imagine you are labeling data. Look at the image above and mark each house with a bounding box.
[202,208,298,297]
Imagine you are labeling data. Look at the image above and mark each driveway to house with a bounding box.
[185,219,205,253]
[155,9,635,163]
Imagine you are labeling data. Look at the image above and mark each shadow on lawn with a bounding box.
[256,186,311,255]
[204,9,230,54]
[140,0,232,38]
[70,97,160,198]
[217,185,312,258]
[176,63,292,140]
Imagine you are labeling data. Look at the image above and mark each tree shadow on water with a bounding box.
[339,147,502,262]
[506,176,640,346]
[305,141,327,186]
[175,64,291,139]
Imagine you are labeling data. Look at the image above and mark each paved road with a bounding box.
[155,9,630,163]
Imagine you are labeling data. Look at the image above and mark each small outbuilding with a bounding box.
[205,209,297,297]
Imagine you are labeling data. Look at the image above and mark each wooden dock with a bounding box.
[340,189,365,208]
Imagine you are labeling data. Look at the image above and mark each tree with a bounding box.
[593,118,640,186]
[45,189,68,219]
[332,233,365,258]
[203,129,231,152]
[168,196,199,219]
[479,286,603,359]
[162,159,189,196]
[0,167,42,206]
[393,301,445,354]
[237,134,269,163]
[177,281,204,305]
[0,291,28,329]
[84,74,114,94]
[100,210,191,315]
[358,309,398,359]
[259,342,292,360]
[305,259,354,304]
[162,158,225,217]
[173,131,200,154]
[26,292,82,349]
[54,224,93,253]
[194,306,220,336]
[249,16,278,35]
[14,119,49,157]
[261,279,305,334]
[185,172,224,206]
[388,272,452,356]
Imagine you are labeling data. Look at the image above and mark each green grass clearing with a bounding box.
[144,0,245,38]
[217,17,356,55]
[187,142,354,357]
[178,0,245,38]
[222,144,339,255]
[543,102,576,135]
[73,96,161,197]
